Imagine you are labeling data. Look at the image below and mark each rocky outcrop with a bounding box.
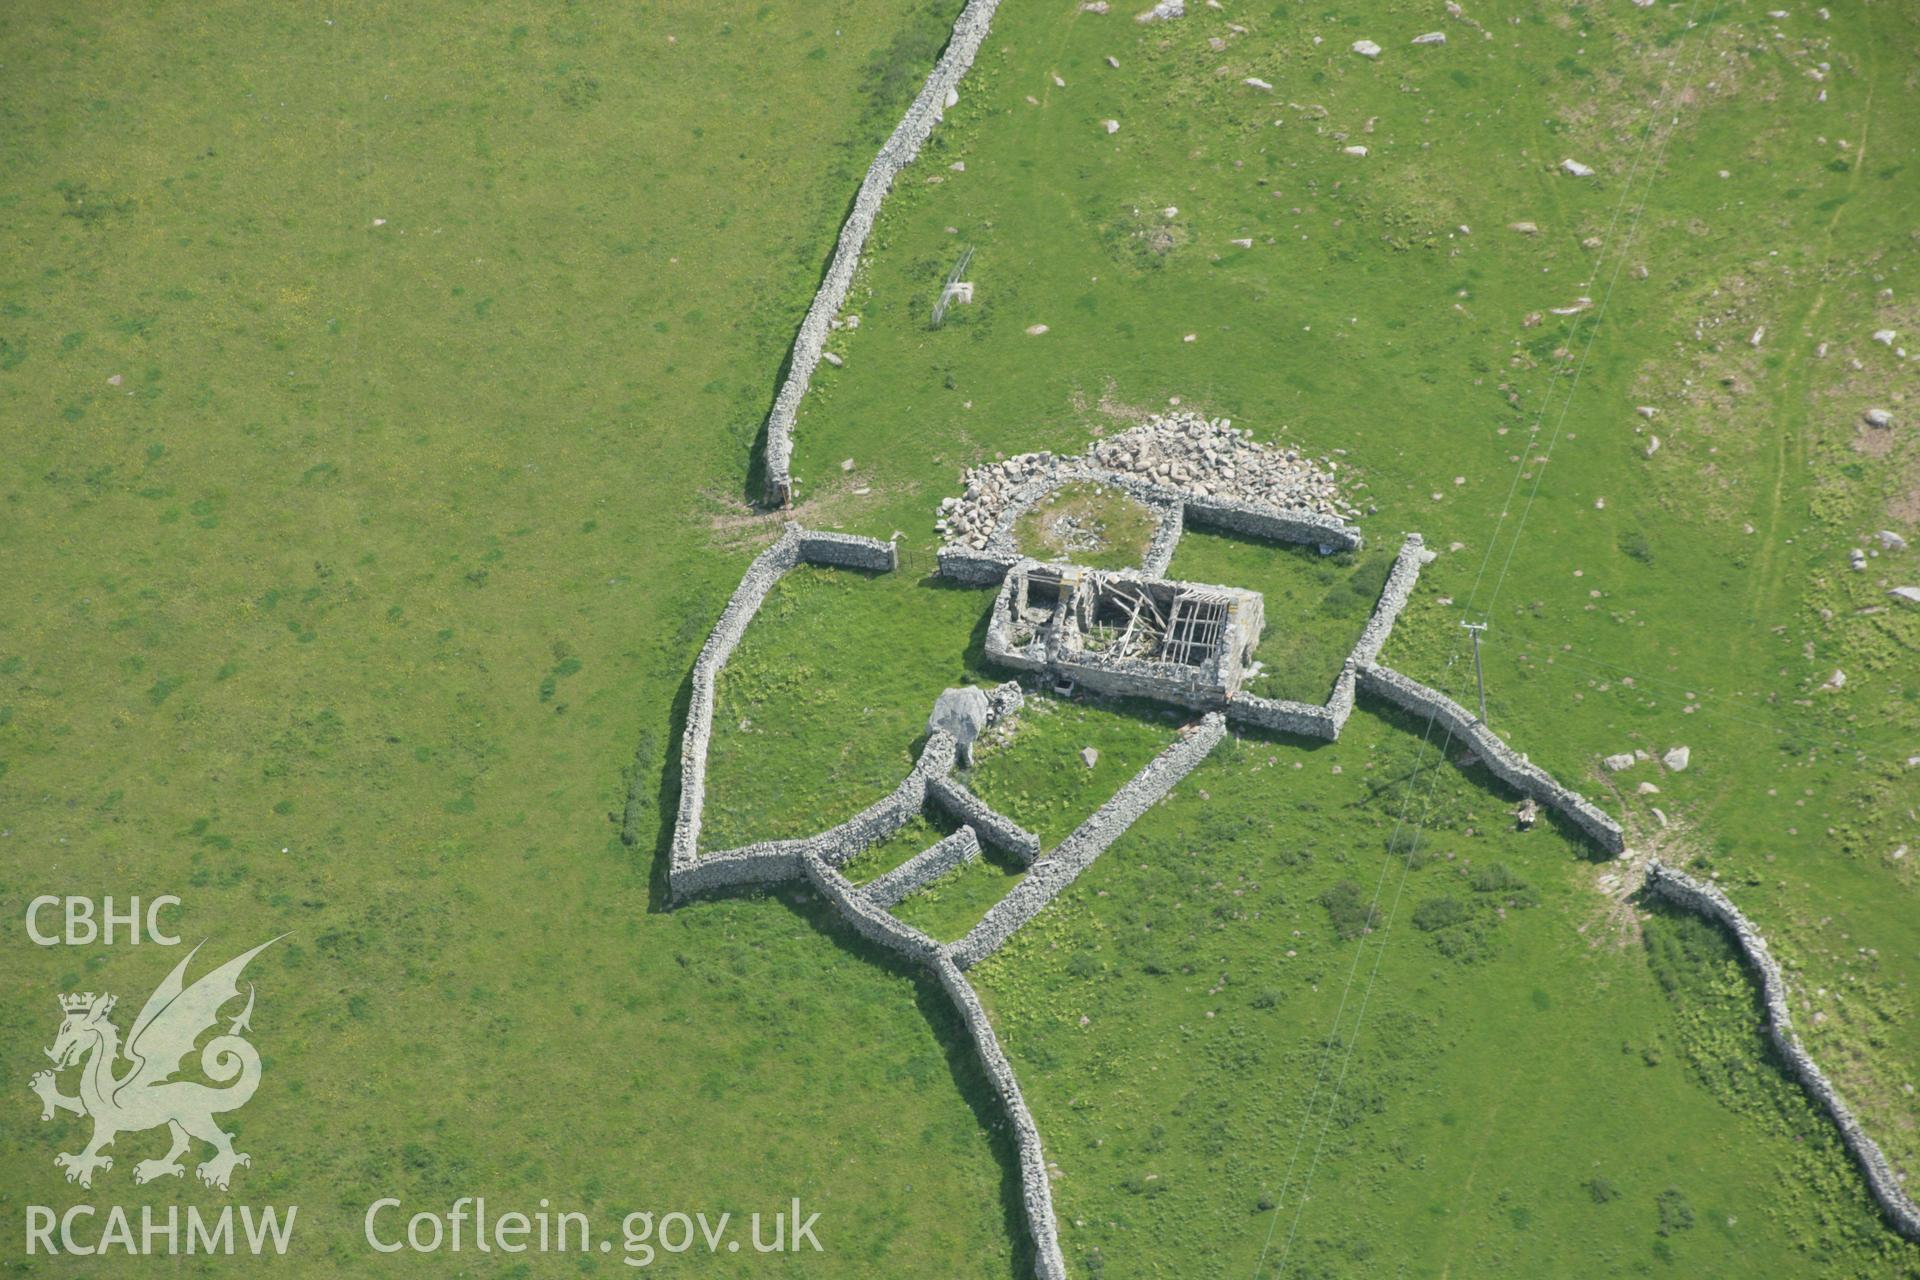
[952,713,1227,968]
[1645,863,1920,1241]
[762,0,1004,505]
[930,686,993,764]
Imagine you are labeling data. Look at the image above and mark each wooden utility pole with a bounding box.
[1460,621,1489,724]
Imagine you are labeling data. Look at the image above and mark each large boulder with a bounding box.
[929,686,993,764]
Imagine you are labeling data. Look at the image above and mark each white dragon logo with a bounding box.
[29,938,281,1191]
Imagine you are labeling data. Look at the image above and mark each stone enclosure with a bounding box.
[676,0,1920,1266]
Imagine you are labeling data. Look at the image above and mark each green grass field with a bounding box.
[3,0,1918,1274]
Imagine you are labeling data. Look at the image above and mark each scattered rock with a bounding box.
[1102,118,1121,134]
[106,373,123,387]
[840,458,856,472]
[1081,0,1110,10]
[1080,746,1100,768]
[1890,587,1920,606]
[1603,753,1637,772]
[1850,548,1868,571]
[1636,781,1661,795]
[1136,0,1185,21]
[1821,669,1847,691]
[1411,31,1446,44]
[1342,144,1369,157]
[1026,323,1050,336]
[1877,530,1908,551]
[1230,237,1254,248]
[1636,405,1657,419]
[1651,806,1669,828]
[1645,435,1660,457]
[1352,39,1382,57]
[1560,158,1595,177]
[1663,745,1691,771]
[1244,76,1274,90]
[1106,55,1121,68]
[1749,325,1766,348]
[1872,329,1897,346]
[822,351,843,367]
[1508,220,1539,235]
[1864,408,1892,427]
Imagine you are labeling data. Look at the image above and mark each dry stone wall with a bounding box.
[1225,694,1339,740]
[803,853,944,963]
[798,529,899,572]
[928,775,1043,863]
[938,545,1019,585]
[1182,493,1362,552]
[1327,665,1358,733]
[952,713,1228,968]
[1350,534,1434,668]
[1140,500,1185,578]
[710,767,931,872]
[671,528,803,885]
[1645,862,1920,1241]
[1356,664,1625,854]
[865,826,981,909]
[762,0,1004,505]
[664,500,1646,1277]
[933,954,1069,1280]
[670,525,919,898]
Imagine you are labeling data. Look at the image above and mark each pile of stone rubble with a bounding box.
[936,411,1356,550]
